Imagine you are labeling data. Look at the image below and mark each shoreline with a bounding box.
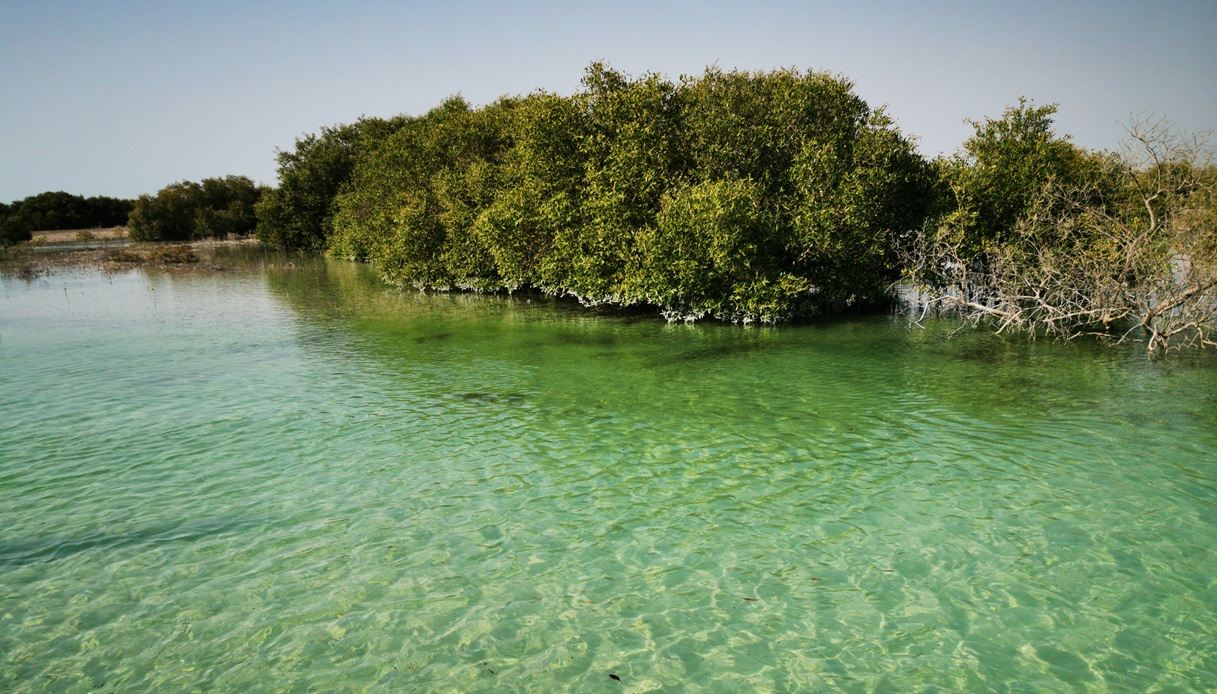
[28,226,129,244]
[1,236,261,279]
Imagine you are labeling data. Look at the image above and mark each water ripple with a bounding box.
[1,260,1216,690]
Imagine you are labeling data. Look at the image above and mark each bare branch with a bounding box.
[903,119,1216,355]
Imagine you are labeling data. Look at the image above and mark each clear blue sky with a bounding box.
[2,0,1214,202]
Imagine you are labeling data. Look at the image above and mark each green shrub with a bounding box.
[634,179,787,321]
[473,93,585,290]
[0,216,32,245]
[129,176,262,242]
[791,111,938,305]
[304,64,939,321]
[331,97,516,288]
[257,117,407,252]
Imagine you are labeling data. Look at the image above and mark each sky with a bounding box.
[1,0,1215,202]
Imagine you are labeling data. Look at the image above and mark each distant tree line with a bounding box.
[1,176,265,246]
[0,192,133,244]
[128,176,264,242]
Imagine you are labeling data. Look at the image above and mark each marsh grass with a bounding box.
[145,245,199,265]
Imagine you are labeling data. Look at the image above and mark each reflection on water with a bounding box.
[2,251,1216,690]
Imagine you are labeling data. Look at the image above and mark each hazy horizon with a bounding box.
[2,0,1215,202]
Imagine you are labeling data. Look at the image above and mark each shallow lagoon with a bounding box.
[2,251,1216,691]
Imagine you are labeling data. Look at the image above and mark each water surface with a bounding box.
[2,252,1216,691]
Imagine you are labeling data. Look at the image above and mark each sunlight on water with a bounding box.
[2,251,1216,691]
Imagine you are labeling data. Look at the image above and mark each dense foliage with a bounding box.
[0,192,133,245]
[255,117,408,253]
[929,100,1121,257]
[128,176,263,242]
[318,65,935,321]
[248,63,1214,348]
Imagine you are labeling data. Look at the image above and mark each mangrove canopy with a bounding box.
[252,63,1216,349]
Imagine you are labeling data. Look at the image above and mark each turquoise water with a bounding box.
[2,251,1216,691]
